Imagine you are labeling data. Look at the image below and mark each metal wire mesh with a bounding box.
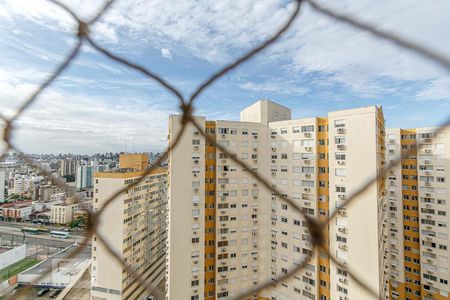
[1,0,450,299]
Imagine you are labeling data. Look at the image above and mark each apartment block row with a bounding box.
[167,100,389,300]
[89,100,449,300]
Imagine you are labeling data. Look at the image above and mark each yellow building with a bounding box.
[91,154,168,300]
[167,100,388,300]
[387,128,450,300]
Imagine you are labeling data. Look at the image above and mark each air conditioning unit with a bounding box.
[305,147,312,152]
[305,173,311,178]
[271,147,276,152]
[337,160,345,165]
[304,159,311,164]
[304,132,312,138]
[304,188,311,192]
[305,285,311,291]
[338,194,346,200]
[338,244,348,251]
[337,144,345,150]
[337,128,345,134]
[338,210,347,217]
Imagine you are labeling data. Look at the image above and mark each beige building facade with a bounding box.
[167,100,388,300]
[50,197,79,225]
[91,154,168,300]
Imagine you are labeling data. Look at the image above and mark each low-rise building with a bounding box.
[0,201,33,222]
[50,192,67,202]
[50,197,79,225]
[18,245,91,288]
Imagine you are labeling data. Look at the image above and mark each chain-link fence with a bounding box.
[1,0,450,299]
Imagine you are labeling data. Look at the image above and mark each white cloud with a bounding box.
[415,78,450,101]
[90,0,450,97]
[160,48,172,59]
[1,0,450,152]
[0,66,176,153]
[2,0,448,86]
[3,90,175,153]
[240,81,308,96]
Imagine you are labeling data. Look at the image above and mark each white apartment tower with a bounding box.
[167,100,388,300]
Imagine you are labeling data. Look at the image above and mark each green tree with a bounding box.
[63,174,76,182]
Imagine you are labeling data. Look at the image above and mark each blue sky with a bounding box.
[0,0,449,154]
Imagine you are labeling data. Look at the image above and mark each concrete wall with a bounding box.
[0,244,26,270]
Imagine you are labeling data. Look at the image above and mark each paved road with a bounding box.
[0,221,87,236]
[0,227,90,249]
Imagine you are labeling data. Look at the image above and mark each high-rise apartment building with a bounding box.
[387,127,450,300]
[91,154,168,300]
[0,169,5,203]
[60,159,77,176]
[76,162,107,189]
[167,100,388,300]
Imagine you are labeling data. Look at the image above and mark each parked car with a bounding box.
[37,288,49,297]
[49,289,62,298]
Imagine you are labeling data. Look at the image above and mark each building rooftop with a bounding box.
[0,200,32,208]
[20,244,91,276]
[94,167,166,179]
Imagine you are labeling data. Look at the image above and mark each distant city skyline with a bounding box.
[1,0,449,154]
